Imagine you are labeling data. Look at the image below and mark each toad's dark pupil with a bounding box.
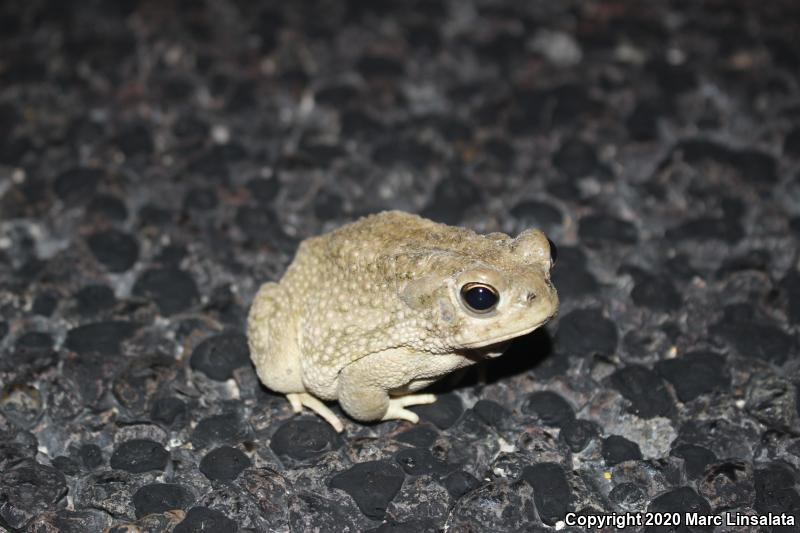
[462,284,498,312]
[548,238,558,265]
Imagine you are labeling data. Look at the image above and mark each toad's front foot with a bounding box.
[381,393,437,424]
[286,392,344,433]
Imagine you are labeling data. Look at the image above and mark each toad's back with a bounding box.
[289,211,509,288]
[276,211,467,396]
[300,211,481,268]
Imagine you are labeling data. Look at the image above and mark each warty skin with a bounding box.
[247,210,558,432]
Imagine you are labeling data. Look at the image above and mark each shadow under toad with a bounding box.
[425,326,561,393]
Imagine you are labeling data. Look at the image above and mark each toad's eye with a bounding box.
[460,283,499,313]
[548,238,558,266]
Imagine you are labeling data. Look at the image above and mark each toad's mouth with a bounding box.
[457,315,555,352]
[459,340,513,361]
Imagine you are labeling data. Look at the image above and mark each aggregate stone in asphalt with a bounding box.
[1,0,800,530]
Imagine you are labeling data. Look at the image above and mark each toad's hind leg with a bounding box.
[287,392,344,433]
[248,284,345,432]
[338,383,437,424]
[382,394,437,423]
[337,349,444,425]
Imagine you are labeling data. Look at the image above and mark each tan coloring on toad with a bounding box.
[247,210,558,432]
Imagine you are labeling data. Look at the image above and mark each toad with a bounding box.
[247,211,558,432]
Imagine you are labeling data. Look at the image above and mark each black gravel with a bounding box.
[393,424,439,448]
[73,284,117,316]
[87,230,140,273]
[442,470,481,500]
[610,364,675,419]
[555,307,619,357]
[63,321,138,356]
[603,435,644,467]
[560,418,600,453]
[78,444,104,470]
[191,413,252,450]
[0,460,67,529]
[269,417,341,464]
[173,507,238,533]
[189,332,251,381]
[670,444,718,480]
[132,483,195,519]
[329,460,406,520]
[409,392,464,430]
[394,448,452,477]
[521,390,576,428]
[646,487,711,533]
[2,0,800,530]
[524,464,571,525]
[199,446,252,482]
[150,397,189,428]
[132,267,200,316]
[110,439,169,474]
[471,399,512,430]
[655,352,729,402]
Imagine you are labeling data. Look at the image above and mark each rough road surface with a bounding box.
[1,0,799,531]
